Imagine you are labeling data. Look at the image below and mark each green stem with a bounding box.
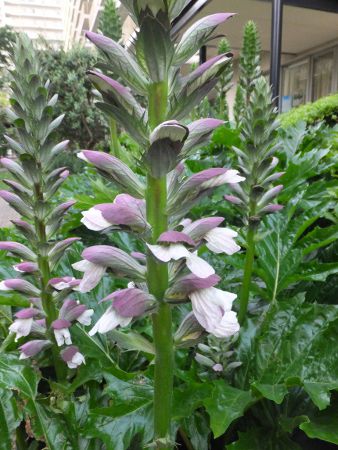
[238,224,256,324]
[34,181,65,381]
[109,118,121,159]
[146,81,173,450]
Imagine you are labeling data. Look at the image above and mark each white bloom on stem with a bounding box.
[189,287,239,338]
[61,345,86,369]
[81,208,111,231]
[77,309,94,326]
[88,305,132,336]
[51,319,72,347]
[204,228,240,255]
[72,260,106,293]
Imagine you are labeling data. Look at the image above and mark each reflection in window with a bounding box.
[313,52,333,101]
[282,60,309,112]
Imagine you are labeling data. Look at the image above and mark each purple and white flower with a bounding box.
[13,262,38,273]
[59,298,94,326]
[190,287,239,338]
[147,231,215,278]
[61,345,85,369]
[49,277,81,291]
[81,194,148,232]
[0,279,40,296]
[89,288,153,335]
[73,245,146,293]
[9,308,40,341]
[51,319,72,347]
[19,339,51,359]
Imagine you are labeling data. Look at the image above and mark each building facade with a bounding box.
[63,0,105,50]
[0,0,64,45]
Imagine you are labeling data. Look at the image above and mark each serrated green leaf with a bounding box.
[228,428,302,450]
[299,408,338,445]
[84,374,154,450]
[0,389,22,450]
[203,380,254,438]
[0,354,71,449]
[235,296,338,409]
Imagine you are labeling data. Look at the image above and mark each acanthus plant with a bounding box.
[0,36,93,374]
[224,76,284,322]
[70,2,246,448]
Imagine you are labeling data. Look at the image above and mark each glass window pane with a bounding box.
[282,61,309,112]
[312,52,334,101]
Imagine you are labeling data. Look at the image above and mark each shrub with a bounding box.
[280,92,338,128]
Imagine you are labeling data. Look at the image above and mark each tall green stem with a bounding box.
[238,224,256,324]
[34,179,65,380]
[146,81,173,449]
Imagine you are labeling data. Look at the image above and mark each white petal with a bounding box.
[77,309,94,326]
[190,287,238,338]
[185,253,215,278]
[72,260,91,272]
[88,306,131,336]
[54,328,72,347]
[168,244,190,260]
[203,170,245,189]
[81,208,111,231]
[77,263,106,293]
[0,281,11,291]
[77,151,88,162]
[205,228,240,255]
[9,318,33,341]
[68,351,86,368]
[147,244,172,262]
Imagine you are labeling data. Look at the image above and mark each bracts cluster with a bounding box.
[0,36,91,369]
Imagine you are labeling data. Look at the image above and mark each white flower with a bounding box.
[202,170,245,188]
[88,305,132,336]
[204,228,240,255]
[81,208,111,231]
[67,351,86,369]
[190,287,239,338]
[54,328,72,347]
[77,309,94,326]
[147,244,214,279]
[9,318,33,341]
[72,260,106,293]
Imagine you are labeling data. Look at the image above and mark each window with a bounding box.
[312,52,334,101]
[282,60,309,111]
[281,45,338,112]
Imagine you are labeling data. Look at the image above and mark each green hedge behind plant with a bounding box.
[280,92,338,128]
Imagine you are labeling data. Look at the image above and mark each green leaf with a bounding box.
[0,354,71,449]
[0,389,22,450]
[235,296,338,409]
[299,409,338,445]
[203,380,254,438]
[84,374,154,450]
[228,428,301,450]
[109,329,155,355]
[71,325,133,381]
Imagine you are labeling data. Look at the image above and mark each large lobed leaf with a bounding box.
[235,296,338,409]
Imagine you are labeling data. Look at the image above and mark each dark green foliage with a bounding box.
[99,0,122,42]
[280,92,338,128]
[0,26,16,74]
[38,45,109,152]
[234,21,262,126]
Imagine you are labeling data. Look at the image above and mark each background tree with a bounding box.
[38,45,109,157]
[98,0,122,42]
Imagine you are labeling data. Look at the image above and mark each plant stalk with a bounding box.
[34,180,65,380]
[238,223,256,324]
[146,81,173,450]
